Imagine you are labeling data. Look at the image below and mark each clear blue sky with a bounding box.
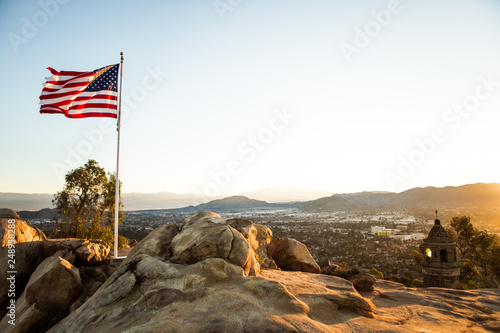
[1,0,500,196]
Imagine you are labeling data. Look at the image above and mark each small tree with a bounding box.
[412,244,424,272]
[52,159,125,248]
[488,243,500,282]
[447,216,498,287]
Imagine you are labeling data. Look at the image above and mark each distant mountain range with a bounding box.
[17,208,57,220]
[14,196,285,219]
[0,187,331,211]
[299,183,500,212]
[0,192,222,211]
[239,188,333,203]
[165,195,300,214]
[4,183,500,214]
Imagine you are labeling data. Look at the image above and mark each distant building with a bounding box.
[371,226,393,236]
[421,217,460,288]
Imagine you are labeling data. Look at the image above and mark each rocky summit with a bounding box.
[1,210,500,332]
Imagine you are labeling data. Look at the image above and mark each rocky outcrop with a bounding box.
[0,255,82,333]
[43,239,88,257]
[45,211,372,332]
[268,237,321,273]
[357,279,500,332]
[0,211,115,330]
[253,223,273,257]
[0,213,47,317]
[44,239,110,266]
[48,251,373,333]
[3,210,500,332]
[170,212,260,276]
[74,240,109,266]
[227,218,273,259]
[0,211,46,246]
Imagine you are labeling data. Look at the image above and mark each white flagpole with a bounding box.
[114,52,124,259]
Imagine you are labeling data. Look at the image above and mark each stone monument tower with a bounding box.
[421,211,460,288]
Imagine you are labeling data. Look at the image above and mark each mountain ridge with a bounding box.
[239,187,333,203]
[195,195,271,211]
[0,187,330,211]
[300,183,500,212]
[4,183,500,212]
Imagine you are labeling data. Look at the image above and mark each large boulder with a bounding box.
[74,240,110,266]
[170,212,260,276]
[43,239,88,257]
[0,214,46,317]
[226,218,273,259]
[0,255,82,333]
[44,239,110,266]
[0,211,46,246]
[181,211,221,229]
[252,223,273,258]
[349,273,376,292]
[25,256,82,311]
[268,237,321,273]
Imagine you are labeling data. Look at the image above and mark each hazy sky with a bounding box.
[1,0,500,197]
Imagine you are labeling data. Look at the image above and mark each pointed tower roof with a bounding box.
[424,217,454,243]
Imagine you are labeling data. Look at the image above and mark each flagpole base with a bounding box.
[110,256,128,267]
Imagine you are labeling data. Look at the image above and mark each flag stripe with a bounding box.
[40,88,87,100]
[68,103,117,110]
[64,112,118,119]
[40,89,117,101]
[39,64,119,119]
[39,106,118,118]
[40,95,118,108]
[40,92,118,104]
[42,78,94,91]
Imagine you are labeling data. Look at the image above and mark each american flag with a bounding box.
[39,64,119,118]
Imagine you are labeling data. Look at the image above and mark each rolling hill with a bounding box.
[299,183,500,212]
[195,195,271,211]
[239,187,333,203]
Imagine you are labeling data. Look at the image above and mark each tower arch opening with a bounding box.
[440,249,447,263]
